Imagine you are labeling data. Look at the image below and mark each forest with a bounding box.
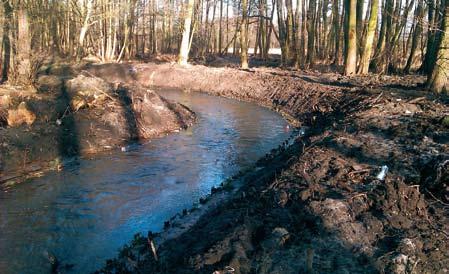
[0,0,448,273]
[0,0,448,92]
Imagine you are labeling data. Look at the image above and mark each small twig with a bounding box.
[92,86,117,101]
[349,168,371,175]
[411,258,420,274]
[425,189,449,206]
[147,231,158,262]
[349,193,368,200]
[370,91,384,106]
[407,97,426,104]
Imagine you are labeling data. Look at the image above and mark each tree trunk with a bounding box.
[12,5,32,86]
[241,0,249,69]
[421,0,438,74]
[219,0,223,54]
[295,0,303,68]
[1,0,12,82]
[78,0,93,60]
[321,0,329,59]
[358,0,378,74]
[427,0,449,94]
[286,0,295,63]
[372,0,391,73]
[276,0,288,64]
[344,0,357,75]
[404,0,424,73]
[331,0,341,65]
[178,0,195,65]
[306,0,316,67]
[356,0,363,51]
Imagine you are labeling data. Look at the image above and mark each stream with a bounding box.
[0,90,292,273]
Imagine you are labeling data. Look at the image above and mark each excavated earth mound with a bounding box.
[96,62,449,274]
[0,64,195,185]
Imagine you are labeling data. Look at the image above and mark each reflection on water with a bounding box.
[0,90,291,273]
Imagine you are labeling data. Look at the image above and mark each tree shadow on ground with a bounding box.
[116,85,140,142]
[42,62,144,162]
[57,81,80,158]
[165,102,188,129]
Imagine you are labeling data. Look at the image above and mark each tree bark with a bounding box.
[306,0,316,67]
[428,0,449,94]
[1,0,12,82]
[331,0,341,65]
[178,0,195,65]
[12,4,32,86]
[344,0,357,75]
[358,0,378,74]
[286,0,295,63]
[421,0,438,74]
[404,0,424,73]
[77,0,93,60]
[219,0,223,54]
[241,0,249,69]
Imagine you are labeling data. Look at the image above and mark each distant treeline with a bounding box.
[0,0,447,92]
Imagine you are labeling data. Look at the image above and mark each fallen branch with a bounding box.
[147,231,158,262]
[425,189,449,206]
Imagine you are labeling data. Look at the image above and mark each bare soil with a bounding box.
[95,58,449,274]
[0,62,195,185]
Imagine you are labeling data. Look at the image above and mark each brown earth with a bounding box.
[93,59,449,274]
[0,62,195,186]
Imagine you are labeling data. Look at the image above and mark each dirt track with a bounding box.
[96,61,449,274]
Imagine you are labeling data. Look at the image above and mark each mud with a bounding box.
[0,62,195,185]
[96,59,449,274]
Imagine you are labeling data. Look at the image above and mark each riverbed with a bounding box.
[0,90,291,273]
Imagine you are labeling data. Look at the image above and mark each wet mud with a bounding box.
[97,61,449,274]
[0,63,195,185]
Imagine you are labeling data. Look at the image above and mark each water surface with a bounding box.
[0,90,291,273]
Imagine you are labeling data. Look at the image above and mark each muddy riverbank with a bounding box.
[0,88,293,273]
[0,63,195,185]
[97,61,449,274]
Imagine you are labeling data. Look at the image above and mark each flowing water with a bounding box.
[0,90,291,273]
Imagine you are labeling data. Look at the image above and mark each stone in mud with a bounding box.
[7,102,36,127]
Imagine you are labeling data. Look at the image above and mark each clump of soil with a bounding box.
[97,61,449,274]
[62,73,195,154]
[7,101,36,126]
[0,63,195,185]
